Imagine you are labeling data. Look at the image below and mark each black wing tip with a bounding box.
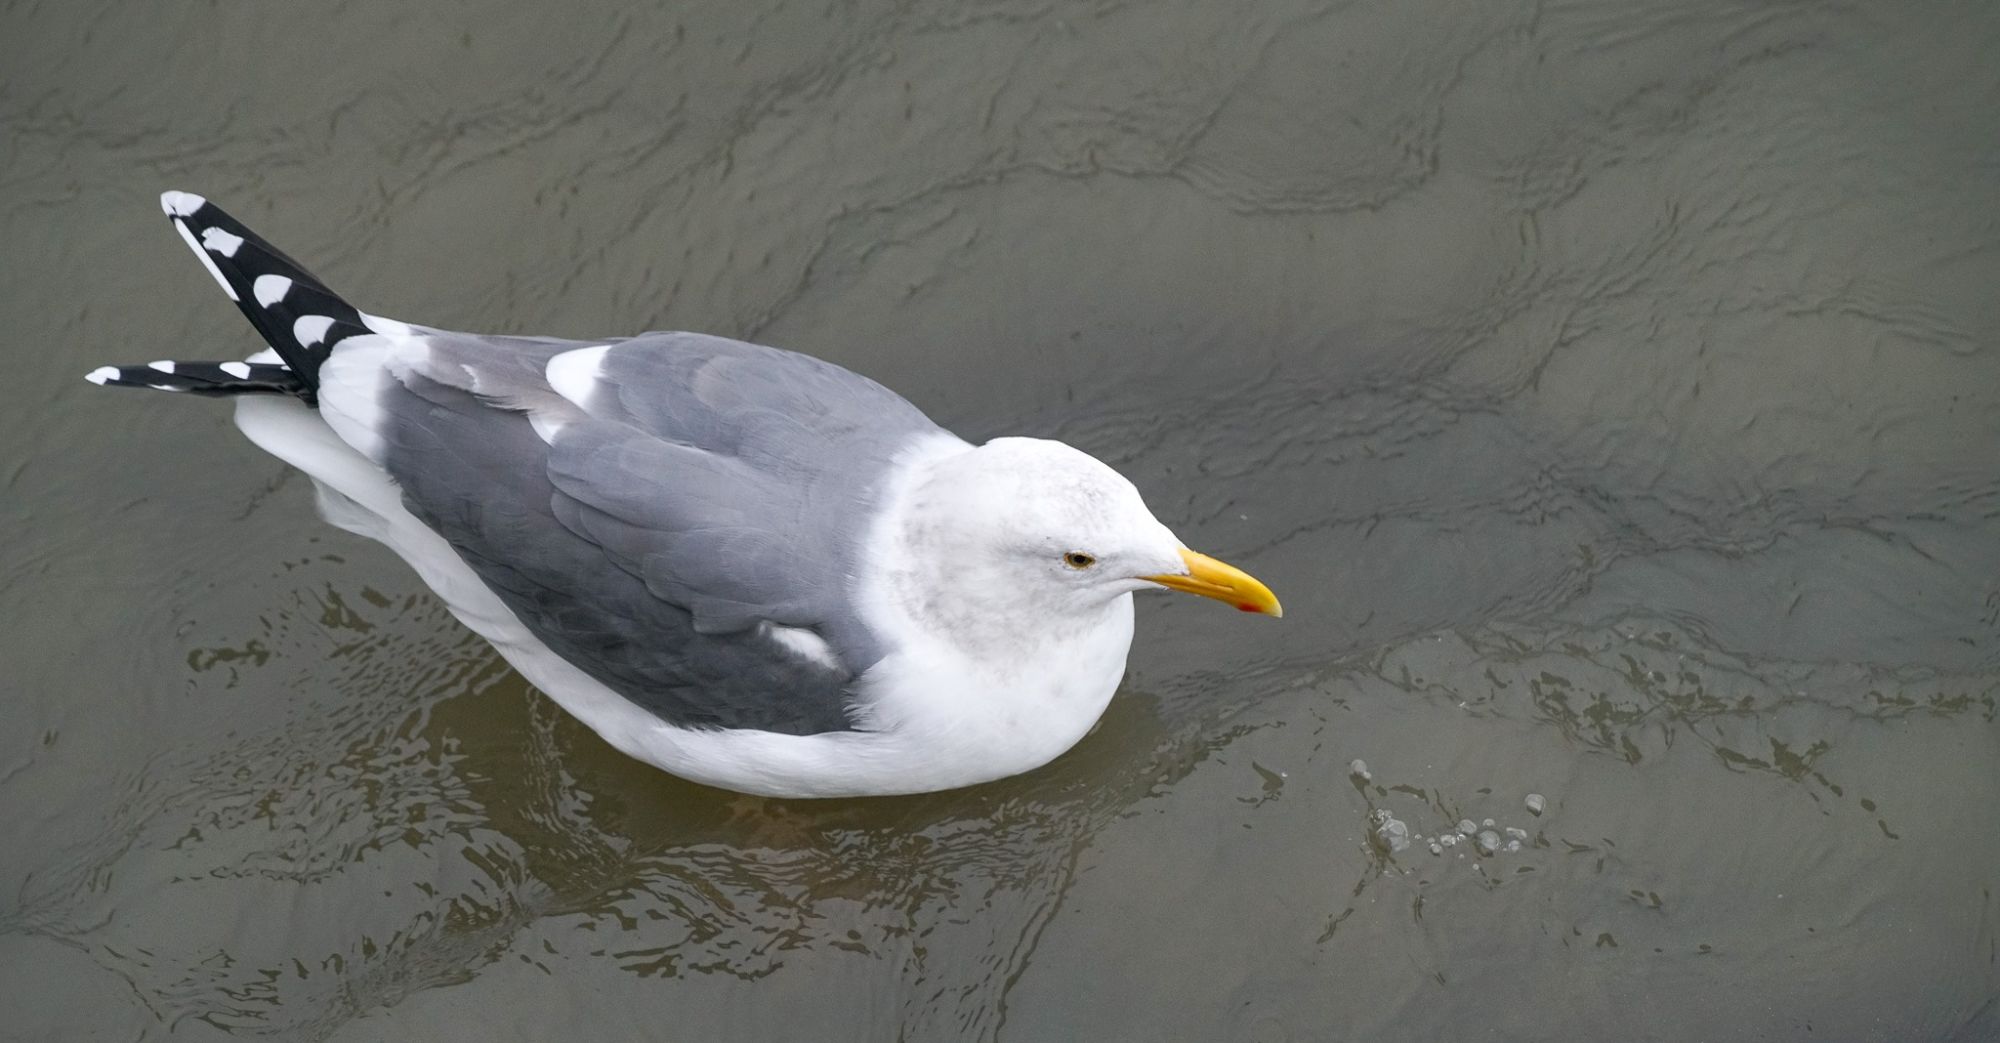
[84,360,308,398]
[154,189,363,392]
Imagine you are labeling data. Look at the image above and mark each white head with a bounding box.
[873,437,1280,664]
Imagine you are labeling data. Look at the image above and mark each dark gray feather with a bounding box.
[375,330,945,735]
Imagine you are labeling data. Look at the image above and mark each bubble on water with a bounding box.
[1476,830,1501,856]
[1349,759,1371,782]
[1368,809,1411,853]
[1457,819,1477,835]
[1428,842,1443,856]
[1505,839,1522,853]
[1482,818,1495,828]
[1505,826,1528,841]
[1525,793,1546,816]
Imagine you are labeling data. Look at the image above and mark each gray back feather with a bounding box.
[374,330,947,735]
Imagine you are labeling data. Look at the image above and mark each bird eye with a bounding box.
[1063,551,1097,569]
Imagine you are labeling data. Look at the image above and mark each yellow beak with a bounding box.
[1143,548,1283,617]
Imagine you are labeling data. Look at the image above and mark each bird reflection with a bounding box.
[65,574,1238,1039]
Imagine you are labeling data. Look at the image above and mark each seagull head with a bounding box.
[885,437,1281,651]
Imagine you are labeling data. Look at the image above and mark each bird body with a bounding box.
[89,193,1280,798]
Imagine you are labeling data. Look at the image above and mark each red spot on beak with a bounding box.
[1237,603,1260,613]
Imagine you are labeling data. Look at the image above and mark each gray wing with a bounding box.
[370,330,948,735]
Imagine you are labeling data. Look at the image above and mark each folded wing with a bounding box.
[360,329,949,735]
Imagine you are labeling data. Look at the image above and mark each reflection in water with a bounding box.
[18,573,1992,1039]
[15,573,1257,1039]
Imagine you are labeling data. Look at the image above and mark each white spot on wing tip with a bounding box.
[148,360,176,374]
[293,315,336,349]
[85,366,118,385]
[171,218,239,301]
[253,275,292,308]
[547,345,612,410]
[220,362,253,379]
[200,227,244,257]
[160,191,206,217]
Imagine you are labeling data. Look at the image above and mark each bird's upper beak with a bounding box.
[1143,547,1283,617]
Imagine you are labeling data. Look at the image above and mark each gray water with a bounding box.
[4,0,1997,1039]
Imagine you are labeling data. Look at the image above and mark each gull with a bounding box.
[87,192,1281,798]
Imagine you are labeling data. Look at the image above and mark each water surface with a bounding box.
[4,0,1997,1039]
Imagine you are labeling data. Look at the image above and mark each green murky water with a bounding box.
[5,0,1996,1038]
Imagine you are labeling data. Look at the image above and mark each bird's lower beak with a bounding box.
[1144,548,1283,617]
